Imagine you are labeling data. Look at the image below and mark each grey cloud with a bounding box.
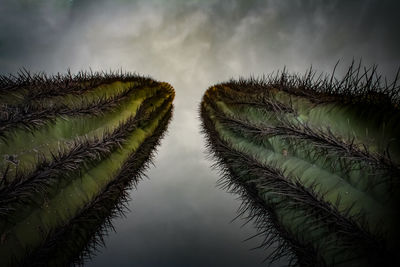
[1,0,399,76]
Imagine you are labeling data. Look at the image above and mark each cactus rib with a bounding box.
[0,83,152,137]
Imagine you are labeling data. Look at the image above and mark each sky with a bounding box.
[1,0,400,79]
[1,0,399,266]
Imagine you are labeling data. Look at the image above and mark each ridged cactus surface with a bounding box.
[200,64,400,266]
[0,71,174,266]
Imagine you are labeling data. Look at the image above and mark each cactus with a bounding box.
[0,70,174,266]
[200,63,400,266]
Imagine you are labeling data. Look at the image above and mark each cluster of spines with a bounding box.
[0,69,154,99]
[0,82,161,139]
[200,63,399,266]
[225,61,400,108]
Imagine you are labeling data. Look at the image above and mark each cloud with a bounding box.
[0,0,71,69]
[1,0,399,77]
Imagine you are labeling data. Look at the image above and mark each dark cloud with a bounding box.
[0,0,71,70]
[1,0,399,75]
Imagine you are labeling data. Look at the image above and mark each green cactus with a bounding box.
[0,70,174,266]
[200,63,400,266]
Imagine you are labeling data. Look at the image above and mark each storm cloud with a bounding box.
[1,0,399,77]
